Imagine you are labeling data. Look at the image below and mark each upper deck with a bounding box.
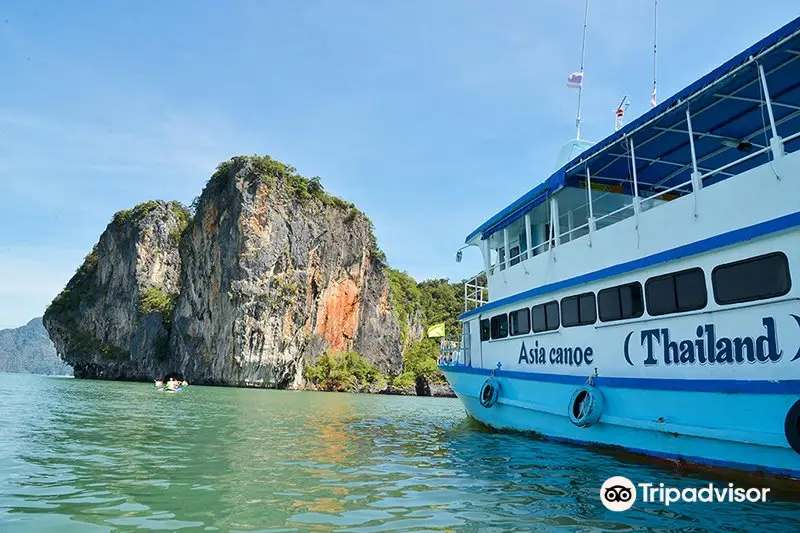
[460,15,800,318]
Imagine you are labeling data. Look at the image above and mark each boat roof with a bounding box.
[466,15,800,244]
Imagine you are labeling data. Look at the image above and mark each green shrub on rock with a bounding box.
[139,288,177,329]
[304,351,387,392]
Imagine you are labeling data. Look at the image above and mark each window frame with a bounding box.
[598,282,644,323]
[645,267,707,316]
[490,314,508,340]
[532,300,560,332]
[480,318,490,342]
[560,292,597,328]
[712,252,791,305]
[509,307,531,336]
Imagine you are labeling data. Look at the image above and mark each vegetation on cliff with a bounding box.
[139,288,178,329]
[387,270,463,388]
[193,155,387,262]
[303,351,388,393]
[45,245,102,343]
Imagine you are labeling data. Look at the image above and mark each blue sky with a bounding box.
[0,1,797,328]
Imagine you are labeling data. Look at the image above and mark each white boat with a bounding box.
[439,15,800,478]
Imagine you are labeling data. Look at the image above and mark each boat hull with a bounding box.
[442,365,800,478]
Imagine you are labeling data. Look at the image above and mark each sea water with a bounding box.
[0,373,797,532]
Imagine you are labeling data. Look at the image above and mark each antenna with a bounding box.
[651,0,658,107]
[574,0,589,140]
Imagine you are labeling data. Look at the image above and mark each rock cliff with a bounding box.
[170,156,402,386]
[44,156,405,388]
[44,201,188,380]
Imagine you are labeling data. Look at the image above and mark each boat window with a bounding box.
[645,267,707,316]
[509,308,530,336]
[598,282,644,322]
[490,314,508,339]
[480,319,490,341]
[510,245,521,266]
[532,300,559,332]
[713,252,791,305]
[561,292,596,327]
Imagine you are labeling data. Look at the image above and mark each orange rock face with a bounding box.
[315,278,362,352]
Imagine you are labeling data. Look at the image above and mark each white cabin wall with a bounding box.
[474,227,800,382]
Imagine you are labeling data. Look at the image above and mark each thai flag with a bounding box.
[567,71,584,88]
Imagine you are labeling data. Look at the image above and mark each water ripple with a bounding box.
[0,374,798,532]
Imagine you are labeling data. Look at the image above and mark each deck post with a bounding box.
[629,137,641,220]
[586,167,596,242]
[524,213,532,260]
[503,228,510,270]
[550,197,561,246]
[686,107,703,193]
[758,63,784,159]
[566,210,574,242]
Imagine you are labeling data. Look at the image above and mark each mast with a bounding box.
[651,0,658,107]
[574,0,589,140]
[615,96,630,131]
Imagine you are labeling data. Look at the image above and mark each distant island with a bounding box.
[0,318,73,376]
[43,155,461,396]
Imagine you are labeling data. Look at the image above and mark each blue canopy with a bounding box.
[467,15,800,244]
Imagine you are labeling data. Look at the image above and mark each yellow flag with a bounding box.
[427,323,445,338]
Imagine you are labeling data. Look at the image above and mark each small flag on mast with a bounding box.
[650,88,657,108]
[567,71,584,89]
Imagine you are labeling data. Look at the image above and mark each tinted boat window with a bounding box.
[561,296,579,327]
[598,282,644,322]
[532,304,546,332]
[646,268,706,316]
[490,314,508,339]
[561,292,595,327]
[713,252,791,305]
[545,301,559,330]
[509,308,530,336]
[532,300,559,332]
[579,293,597,324]
[480,319,490,341]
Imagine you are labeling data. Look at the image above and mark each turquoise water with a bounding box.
[0,374,797,532]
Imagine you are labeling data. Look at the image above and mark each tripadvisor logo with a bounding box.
[600,476,636,511]
[599,476,770,511]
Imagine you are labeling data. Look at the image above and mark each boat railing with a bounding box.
[464,273,488,311]
[481,53,800,281]
[438,334,470,366]
[699,145,771,181]
[641,178,693,211]
[488,239,554,275]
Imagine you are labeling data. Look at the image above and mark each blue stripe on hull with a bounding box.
[441,367,800,478]
[441,363,800,394]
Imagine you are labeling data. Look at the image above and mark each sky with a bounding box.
[0,1,798,328]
